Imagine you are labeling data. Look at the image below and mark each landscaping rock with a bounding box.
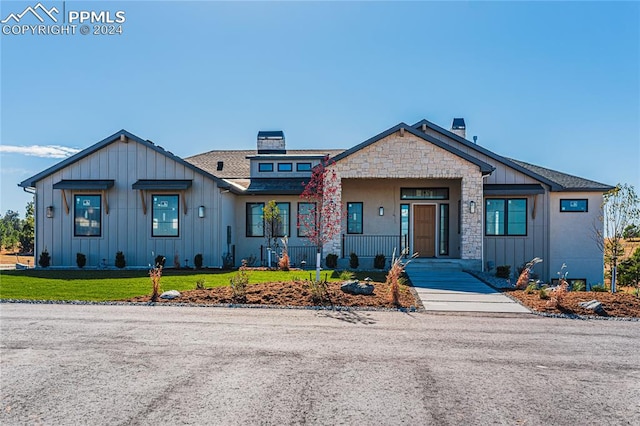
[579,299,605,315]
[160,290,181,300]
[340,280,374,296]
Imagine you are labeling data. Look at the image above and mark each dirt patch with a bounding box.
[505,289,640,318]
[126,280,419,309]
[0,250,34,266]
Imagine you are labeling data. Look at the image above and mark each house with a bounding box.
[19,118,613,284]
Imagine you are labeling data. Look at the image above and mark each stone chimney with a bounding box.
[451,118,466,139]
[257,131,285,154]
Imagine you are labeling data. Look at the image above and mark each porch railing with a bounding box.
[261,245,320,268]
[341,234,408,258]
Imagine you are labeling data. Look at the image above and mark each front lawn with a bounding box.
[0,269,387,302]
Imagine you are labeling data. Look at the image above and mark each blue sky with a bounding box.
[1,0,638,216]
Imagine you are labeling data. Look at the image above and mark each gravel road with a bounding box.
[1,304,639,425]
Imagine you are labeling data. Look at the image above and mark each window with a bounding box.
[347,202,363,234]
[74,194,101,237]
[401,188,449,200]
[439,204,449,255]
[297,202,316,237]
[275,202,290,237]
[400,204,410,254]
[258,163,273,172]
[485,199,527,236]
[296,162,312,172]
[152,195,179,237]
[246,202,264,237]
[278,163,293,172]
[560,199,588,212]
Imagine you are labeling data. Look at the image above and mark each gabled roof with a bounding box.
[506,159,614,192]
[412,119,613,192]
[331,123,495,175]
[18,130,236,192]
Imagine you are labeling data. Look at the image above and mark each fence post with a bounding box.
[341,234,345,258]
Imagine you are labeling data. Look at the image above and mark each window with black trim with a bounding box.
[400,204,410,254]
[485,198,527,236]
[401,188,449,200]
[296,162,312,172]
[297,202,316,237]
[152,194,179,237]
[74,194,101,237]
[258,163,273,172]
[560,199,588,212]
[246,202,264,237]
[439,204,449,255]
[278,163,293,172]
[347,202,363,234]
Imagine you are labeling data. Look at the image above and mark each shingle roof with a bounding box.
[506,158,614,192]
[185,149,344,179]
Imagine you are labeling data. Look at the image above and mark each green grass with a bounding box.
[0,268,386,302]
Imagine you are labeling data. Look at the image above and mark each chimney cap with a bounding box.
[257,130,284,140]
[452,118,465,129]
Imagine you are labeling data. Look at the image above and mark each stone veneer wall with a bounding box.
[325,131,484,261]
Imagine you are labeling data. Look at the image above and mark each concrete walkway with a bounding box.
[405,263,530,313]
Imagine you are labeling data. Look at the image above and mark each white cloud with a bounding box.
[0,144,81,158]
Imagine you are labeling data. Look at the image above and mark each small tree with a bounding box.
[19,201,34,253]
[263,200,282,267]
[594,184,640,292]
[618,247,640,295]
[298,156,342,281]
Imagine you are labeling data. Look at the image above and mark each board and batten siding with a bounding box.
[34,138,223,268]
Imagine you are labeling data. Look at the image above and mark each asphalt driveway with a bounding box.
[1,304,639,425]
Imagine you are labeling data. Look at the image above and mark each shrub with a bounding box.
[194,253,203,269]
[279,237,290,271]
[548,280,569,308]
[571,280,586,292]
[349,252,359,269]
[195,279,206,290]
[230,270,249,302]
[221,253,234,269]
[173,253,181,269]
[339,270,355,280]
[155,255,166,268]
[76,253,86,268]
[38,248,50,268]
[538,288,549,300]
[386,249,415,305]
[374,254,386,270]
[591,284,607,292]
[115,251,126,269]
[496,265,511,279]
[524,283,538,294]
[149,264,163,302]
[308,278,328,303]
[325,253,338,269]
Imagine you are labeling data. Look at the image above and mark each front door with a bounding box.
[413,205,436,257]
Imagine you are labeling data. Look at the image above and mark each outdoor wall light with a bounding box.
[379,206,384,216]
[469,201,476,214]
[198,206,205,218]
[46,206,54,218]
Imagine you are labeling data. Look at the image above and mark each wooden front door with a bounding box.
[413,205,436,257]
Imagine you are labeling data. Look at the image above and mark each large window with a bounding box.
[246,202,264,237]
[347,202,363,234]
[277,163,293,172]
[485,199,527,236]
[152,195,179,237]
[296,162,312,172]
[258,163,273,172]
[297,202,316,237]
[74,194,101,237]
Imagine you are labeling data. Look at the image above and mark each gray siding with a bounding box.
[35,139,224,268]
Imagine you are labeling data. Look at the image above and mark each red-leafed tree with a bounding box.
[298,155,342,281]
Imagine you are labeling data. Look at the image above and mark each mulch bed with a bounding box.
[127,280,419,309]
[504,289,640,318]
